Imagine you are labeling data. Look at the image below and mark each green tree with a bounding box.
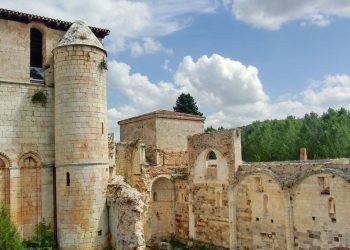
[242,108,350,162]
[173,93,203,116]
[0,203,23,250]
[205,126,216,133]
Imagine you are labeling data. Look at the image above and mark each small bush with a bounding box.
[31,90,48,107]
[23,221,56,250]
[0,203,24,250]
[100,58,108,70]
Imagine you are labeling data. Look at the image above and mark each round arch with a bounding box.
[0,152,11,168]
[147,175,175,242]
[193,148,228,183]
[18,151,41,168]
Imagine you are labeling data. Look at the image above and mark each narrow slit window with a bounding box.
[30,28,44,81]
[66,172,70,186]
[263,194,268,215]
[255,177,264,192]
[329,197,335,215]
[153,192,157,201]
[319,177,330,195]
[101,122,104,134]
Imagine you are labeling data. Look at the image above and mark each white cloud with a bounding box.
[107,60,180,110]
[107,54,272,136]
[229,0,350,30]
[107,54,350,138]
[174,54,269,109]
[1,0,220,54]
[130,38,173,57]
[302,74,350,107]
[162,59,173,73]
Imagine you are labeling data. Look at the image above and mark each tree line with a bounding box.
[242,108,350,162]
[173,93,350,162]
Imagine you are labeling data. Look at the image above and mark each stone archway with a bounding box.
[18,152,42,238]
[148,176,175,242]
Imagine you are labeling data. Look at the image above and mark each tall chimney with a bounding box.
[300,148,307,161]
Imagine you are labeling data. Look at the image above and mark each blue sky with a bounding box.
[3,1,350,139]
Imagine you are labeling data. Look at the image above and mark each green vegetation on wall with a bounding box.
[242,108,350,162]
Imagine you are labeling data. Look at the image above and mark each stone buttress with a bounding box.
[53,20,109,249]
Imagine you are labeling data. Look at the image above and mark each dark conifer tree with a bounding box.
[173,93,203,116]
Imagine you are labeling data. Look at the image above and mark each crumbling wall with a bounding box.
[183,129,241,248]
[235,173,287,249]
[115,141,145,185]
[107,176,145,250]
[174,179,190,240]
[148,176,175,242]
[292,173,350,249]
[231,160,350,250]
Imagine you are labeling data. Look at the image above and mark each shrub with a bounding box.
[0,203,24,250]
[31,90,48,107]
[23,221,56,250]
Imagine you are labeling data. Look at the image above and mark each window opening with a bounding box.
[263,194,268,215]
[153,192,157,201]
[329,197,335,215]
[66,172,70,186]
[23,156,37,168]
[30,28,44,81]
[207,150,217,160]
[319,177,330,195]
[255,177,264,192]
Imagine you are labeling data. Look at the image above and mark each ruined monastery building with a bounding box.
[0,8,350,250]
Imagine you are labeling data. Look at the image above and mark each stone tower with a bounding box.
[53,21,109,249]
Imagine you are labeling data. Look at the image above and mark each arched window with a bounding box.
[206,150,218,179]
[22,156,38,168]
[30,28,44,81]
[207,150,217,160]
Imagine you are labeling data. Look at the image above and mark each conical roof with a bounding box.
[55,20,105,52]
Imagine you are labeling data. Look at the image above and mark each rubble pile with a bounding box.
[107,176,146,250]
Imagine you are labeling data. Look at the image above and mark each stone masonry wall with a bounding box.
[0,18,64,238]
[292,173,350,249]
[234,173,287,250]
[231,161,350,250]
[0,82,55,237]
[0,19,64,85]
[155,118,204,152]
